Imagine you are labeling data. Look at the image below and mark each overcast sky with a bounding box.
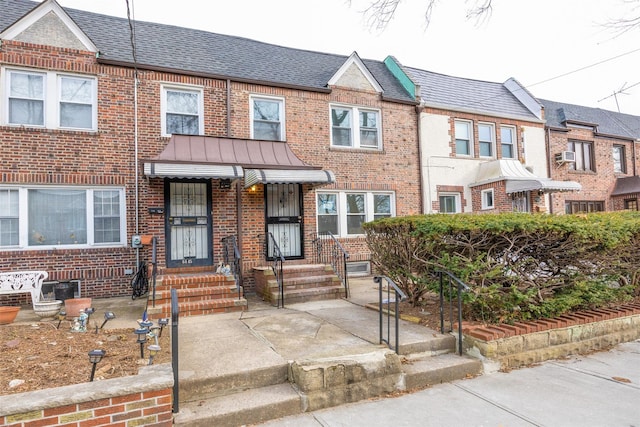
[56,0,640,116]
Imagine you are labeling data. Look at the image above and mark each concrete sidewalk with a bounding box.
[255,339,640,427]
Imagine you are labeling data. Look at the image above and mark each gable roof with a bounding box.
[0,0,415,104]
[406,67,542,121]
[540,99,640,140]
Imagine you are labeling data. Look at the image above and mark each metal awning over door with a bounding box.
[244,169,335,187]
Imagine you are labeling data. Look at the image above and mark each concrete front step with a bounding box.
[174,383,303,427]
[156,286,240,301]
[270,285,344,305]
[147,297,247,319]
[401,352,483,390]
[265,274,341,291]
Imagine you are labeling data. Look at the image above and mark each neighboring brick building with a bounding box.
[385,61,581,214]
[540,99,640,214]
[0,0,420,300]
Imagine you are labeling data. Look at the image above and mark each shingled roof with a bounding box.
[406,67,540,121]
[1,0,415,103]
[540,99,640,140]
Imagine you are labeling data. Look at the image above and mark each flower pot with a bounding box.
[0,306,21,325]
[64,298,92,319]
[33,300,64,319]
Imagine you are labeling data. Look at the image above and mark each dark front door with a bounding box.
[265,183,303,259]
[165,180,213,267]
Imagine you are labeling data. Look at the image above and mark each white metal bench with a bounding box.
[0,271,49,305]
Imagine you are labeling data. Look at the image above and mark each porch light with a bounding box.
[88,349,106,382]
[147,344,161,365]
[135,328,148,359]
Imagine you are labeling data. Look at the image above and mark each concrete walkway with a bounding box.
[255,339,640,427]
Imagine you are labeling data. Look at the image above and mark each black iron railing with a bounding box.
[311,231,350,298]
[436,270,471,356]
[151,236,158,307]
[375,275,407,353]
[265,232,285,308]
[221,235,243,300]
[170,288,179,413]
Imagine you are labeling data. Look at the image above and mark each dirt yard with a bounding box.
[0,321,171,396]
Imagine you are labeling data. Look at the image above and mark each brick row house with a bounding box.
[385,61,582,214]
[540,99,640,213]
[0,0,420,307]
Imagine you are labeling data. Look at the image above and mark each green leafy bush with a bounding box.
[364,212,640,323]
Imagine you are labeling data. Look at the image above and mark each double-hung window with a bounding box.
[330,105,381,149]
[162,86,203,136]
[316,191,394,237]
[500,126,516,159]
[481,189,494,210]
[454,120,472,156]
[0,187,126,249]
[613,145,626,173]
[568,141,594,172]
[478,123,494,157]
[251,96,285,141]
[439,193,461,213]
[5,69,96,130]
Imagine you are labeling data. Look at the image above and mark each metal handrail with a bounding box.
[170,288,179,413]
[266,232,285,308]
[311,231,350,298]
[221,235,243,300]
[374,275,407,353]
[436,270,471,356]
[151,236,158,307]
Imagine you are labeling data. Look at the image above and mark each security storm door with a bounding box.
[265,183,303,259]
[165,180,212,267]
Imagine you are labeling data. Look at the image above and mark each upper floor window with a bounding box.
[330,105,381,149]
[481,188,494,210]
[0,186,126,249]
[568,140,594,172]
[5,69,96,130]
[500,126,516,159]
[478,123,495,157]
[251,96,285,141]
[613,145,626,174]
[317,191,394,237]
[161,86,203,136]
[454,120,472,156]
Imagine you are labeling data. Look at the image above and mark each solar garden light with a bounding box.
[55,309,66,329]
[95,311,116,333]
[88,349,106,382]
[158,318,169,337]
[140,319,153,330]
[147,344,161,365]
[149,326,161,345]
[135,328,148,359]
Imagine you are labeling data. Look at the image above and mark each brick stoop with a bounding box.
[253,264,345,306]
[461,303,640,369]
[146,271,247,319]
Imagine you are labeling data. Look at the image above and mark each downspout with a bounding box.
[545,127,553,214]
[633,138,637,177]
[134,73,140,266]
[416,105,425,214]
[227,79,243,261]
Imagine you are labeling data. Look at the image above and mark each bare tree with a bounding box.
[353,0,640,33]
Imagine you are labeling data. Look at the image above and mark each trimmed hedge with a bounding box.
[364,212,640,323]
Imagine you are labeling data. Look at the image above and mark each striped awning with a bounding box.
[143,162,243,179]
[244,169,335,187]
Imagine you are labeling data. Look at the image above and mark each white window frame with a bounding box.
[613,145,626,174]
[478,122,495,158]
[160,84,204,137]
[0,186,127,250]
[481,189,495,210]
[250,95,286,141]
[439,193,461,213]
[330,104,382,150]
[454,119,473,157]
[316,191,395,237]
[2,67,97,130]
[500,125,517,159]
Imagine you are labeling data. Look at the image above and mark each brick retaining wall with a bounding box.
[463,303,640,369]
[0,364,173,426]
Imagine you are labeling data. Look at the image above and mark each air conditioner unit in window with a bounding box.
[555,151,576,163]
